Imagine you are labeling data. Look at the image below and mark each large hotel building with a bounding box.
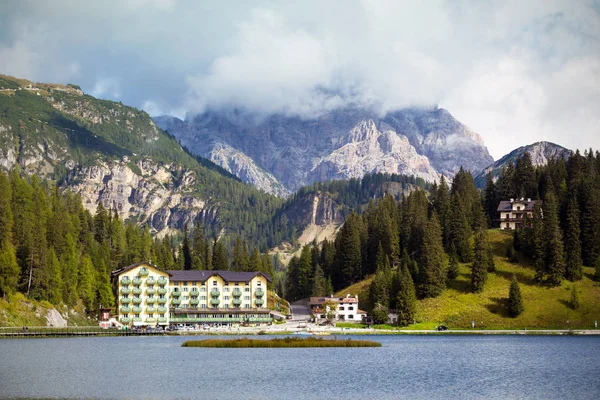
[111,262,272,327]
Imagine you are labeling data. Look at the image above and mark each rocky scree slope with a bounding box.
[155,107,494,195]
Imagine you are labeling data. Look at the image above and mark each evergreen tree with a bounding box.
[418,213,446,298]
[311,264,327,297]
[396,264,416,326]
[0,171,12,245]
[45,248,63,304]
[181,223,193,271]
[483,172,498,227]
[564,195,583,281]
[78,254,96,310]
[531,203,545,281]
[248,248,262,272]
[581,182,600,266]
[371,303,389,325]
[543,190,565,285]
[486,246,496,273]
[447,245,460,281]
[569,285,580,310]
[370,267,390,309]
[448,194,472,262]
[470,228,487,293]
[95,259,114,308]
[191,221,206,270]
[0,239,19,297]
[433,175,451,245]
[211,237,229,270]
[507,274,524,317]
[231,236,249,272]
[335,212,362,287]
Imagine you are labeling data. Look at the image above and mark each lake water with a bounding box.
[1,335,599,399]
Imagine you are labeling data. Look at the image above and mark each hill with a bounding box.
[337,230,600,329]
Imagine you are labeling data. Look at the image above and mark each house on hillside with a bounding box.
[497,198,542,230]
[309,294,367,322]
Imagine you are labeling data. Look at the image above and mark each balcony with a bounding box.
[157,298,167,304]
[232,289,242,297]
[147,277,157,285]
[255,299,264,306]
[232,298,242,306]
[157,317,168,324]
[133,317,142,323]
[139,269,149,277]
[172,299,181,306]
[172,291,181,297]
[121,297,131,304]
[146,317,156,323]
[120,277,131,285]
[190,290,200,297]
[211,299,220,305]
[132,278,142,286]
[190,299,200,305]
[146,288,156,295]
[132,298,142,304]
[120,287,131,295]
[147,307,157,313]
[132,306,142,313]
[211,289,220,296]
[157,277,168,285]
[132,288,142,295]
[157,288,167,295]
[120,306,131,313]
[120,317,131,323]
[146,298,156,304]
[255,289,265,297]
[157,306,168,313]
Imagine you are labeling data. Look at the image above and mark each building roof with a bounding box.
[310,295,358,306]
[167,270,271,283]
[497,199,542,212]
[111,262,271,283]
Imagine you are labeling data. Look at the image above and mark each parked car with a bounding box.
[436,325,448,331]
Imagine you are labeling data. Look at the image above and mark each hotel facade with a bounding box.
[111,262,272,327]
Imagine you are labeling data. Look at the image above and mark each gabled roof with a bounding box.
[112,262,272,283]
[110,261,168,278]
[497,199,541,212]
[310,296,358,305]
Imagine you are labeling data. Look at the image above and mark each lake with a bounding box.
[1,335,599,399]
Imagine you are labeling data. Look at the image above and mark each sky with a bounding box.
[0,0,599,159]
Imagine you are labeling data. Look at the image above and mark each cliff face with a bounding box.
[155,106,494,195]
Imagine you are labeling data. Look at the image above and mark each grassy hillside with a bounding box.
[337,230,600,329]
[0,293,91,327]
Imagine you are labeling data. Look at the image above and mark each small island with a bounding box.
[182,337,381,348]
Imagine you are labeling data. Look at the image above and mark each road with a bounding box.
[290,300,311,321]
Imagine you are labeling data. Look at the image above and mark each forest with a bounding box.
[285,149,600,324]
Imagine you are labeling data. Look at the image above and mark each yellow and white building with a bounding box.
[111,262,272,327]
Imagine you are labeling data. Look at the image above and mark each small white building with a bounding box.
[309,294,366,322]
[497,198,542,230]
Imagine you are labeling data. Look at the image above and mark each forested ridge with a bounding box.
[286,150,600,324]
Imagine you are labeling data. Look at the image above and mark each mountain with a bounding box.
[474,141,572,187]
[154,107,494,195]
[0,74,284,245]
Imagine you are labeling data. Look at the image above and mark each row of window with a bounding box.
[174,281,262,287]
[123,314,166,318]
[175,304,254,309]
[338,306,354,311]
[172,287,253,293]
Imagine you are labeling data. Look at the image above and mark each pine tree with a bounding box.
[433,175,451,245]
[78,254,96,310]
[0,239,19,297]
[483,172,498,227]
[594,257,600,282]
[543,190,565,285]
[191,221,206,270]
[569,285,580,310]
[507,274,524,317]
[231,236,249,272]
[531,203,545,281]
[486,246,496,273]
[370,267,390,309]
[418,213,446,298]
[45,248,63,304]
[448,194,472,262]
[248,248,262,272]
[447,245,460,281]
[311,264,327,297]
[211,238,229,270]
[95,259,114,308]
[0,171,12,245]
[564,195,583,281]
[470,228,487,293]
[335,212,362,287]
[581,182,600,266]
[396,264,416,326]
[181,223,193,271]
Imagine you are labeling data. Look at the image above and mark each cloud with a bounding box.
[0,0,599,158]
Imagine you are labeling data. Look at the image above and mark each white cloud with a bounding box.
[1,0,599,158]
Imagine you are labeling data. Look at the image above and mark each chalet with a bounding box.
[309,294,366,322]
[497,198,542,230]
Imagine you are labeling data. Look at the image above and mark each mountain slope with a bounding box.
[474,141,571,187]
[0,74,284,244]
[155,106,493,195]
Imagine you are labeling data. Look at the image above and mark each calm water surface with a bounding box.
[1,335,599,399]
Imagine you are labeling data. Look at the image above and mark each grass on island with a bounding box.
[337,230,600,330]
[182,337,381,348]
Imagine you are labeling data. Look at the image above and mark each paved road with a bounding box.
[290,300,311,321]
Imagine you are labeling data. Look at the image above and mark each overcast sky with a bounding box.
[1,0,599,159]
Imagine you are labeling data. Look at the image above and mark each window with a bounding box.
[224,282,229,286]
[123,313,129,317]
[148,313,153,318]
[135,314,140,318]
[183,296,189,300]
[348,307,354,310]
[149,295,154,299]
[213,281,217,286]
[183,288,188,292]
[224,296,230,300]
[183,282,188,286]
[244,288,250,292]
[201,304,207,308]
[234,283,239,286]
[339,307,344,311]
[224,287,229,292]
[257,282,261,286]
[347,315,353,319]
[173,288,179,292]
[200,287,206,292]
[224,304,229,309]
[201,296,206,300]
[517,206,521,211]
[174,282,179,286]
[192,282,197,286]
[245,282,249,286]
[245,304,250,309]
[244,296,250,300]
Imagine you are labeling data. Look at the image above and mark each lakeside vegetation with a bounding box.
[182,337,381,348]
